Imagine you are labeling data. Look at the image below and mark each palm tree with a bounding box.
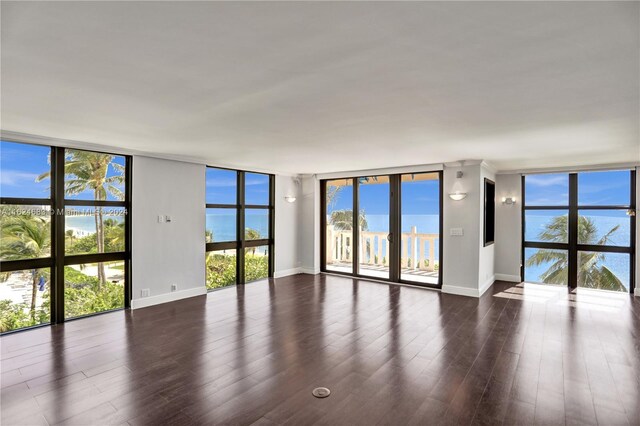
[526,215,624,291]
[38,150,124,286]
[329,209,368,231]
[0,216,51,319]
[65,229,75,246]
[245,228,262,255]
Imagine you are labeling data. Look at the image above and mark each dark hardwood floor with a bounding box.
[2,274,639,425]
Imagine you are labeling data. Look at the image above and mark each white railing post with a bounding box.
[327,225,334,264]
[411,226,418,270]
[428,237,435,272]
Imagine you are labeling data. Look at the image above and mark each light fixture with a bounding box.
[448,164,467,201]
[448,191,467,201]
[502,197,517,205]
[284,196,296,203]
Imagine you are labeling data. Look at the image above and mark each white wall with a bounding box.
[298,175,320,274]
[494,173,522,282]
[442,163,481,296]
[131,156,206,309]
[478,163,496,291]
[274,175,301,277]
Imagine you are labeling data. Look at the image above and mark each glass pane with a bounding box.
[358,176,389,280]
[0,268,50,332]
[206,250,236,289]
[524,248,568,285]
[206,208,236,243]
[206,168,237,205]
[64,149,126,201]
[0,141,51,199]
[577,210,630,247]
[64,261,125,319]
[325,179,353,273]
[245,209,269,240]
[245,245,268,282]
[524,173,569,206]
[0,206,52,261]
[578,252,630,292]
[578,170,630,206]
[400,173,440,284]
[524,210,568,243]
[245,173,270,205]
[65,207,126,255]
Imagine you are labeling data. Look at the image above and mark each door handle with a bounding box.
[387,233,393,243]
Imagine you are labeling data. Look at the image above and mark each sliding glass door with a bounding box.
[321,171,443,288]
[523,170,635,293]
[400,173,441,285]
[1,140,131,333]
[324,179,354,274]
[358,176,390,280]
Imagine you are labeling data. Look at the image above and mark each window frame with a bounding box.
[205,166,274,288]
[0,140,132,333]
[320,171,443,289]
[521,169,635,292]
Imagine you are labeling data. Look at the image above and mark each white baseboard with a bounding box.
[442,276,495,299]
[274,267,303,278]
[479,275,495,297]
[131,286,207,310]
[299,267,320,275]
[495,273,522,283]
[441,284,481,298]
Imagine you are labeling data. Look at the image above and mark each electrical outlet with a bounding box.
[157,215,164,223]
[450,227,464,236]
[171,284,178,292]
[141,288,150,297]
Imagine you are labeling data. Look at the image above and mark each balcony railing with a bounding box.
[326,226,439,272]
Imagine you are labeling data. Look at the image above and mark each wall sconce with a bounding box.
[449,191,467,201]
[448,168,467,201]
[284,196,297,203]
[502,197,517,205]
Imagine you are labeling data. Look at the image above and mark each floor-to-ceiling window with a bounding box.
[321,171,442,287]
[205,167,274,289]
[522,170,635,293]
[0,140,131,333]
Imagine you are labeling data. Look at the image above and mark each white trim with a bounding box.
[316,163,443,180]
[299,267,320,275]
[0,130,298,177]
[441,284,481,298]
[441,277,495,298]
[131,287,207,310]
[274,267,303,278]
[495,273,521,283]
[479,275,495,297]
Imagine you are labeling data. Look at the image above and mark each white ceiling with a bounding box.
[1,1,638,174]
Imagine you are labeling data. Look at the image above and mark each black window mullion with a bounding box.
[568,173,578,289]
[0,197,51,205]
[237,171,245,284]
[352,177,359,276]
[52,146,66,323]
[268,174,275,278]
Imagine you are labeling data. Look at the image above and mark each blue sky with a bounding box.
[1,140,126,200]
[1,141,51,198]
[327,176,440,216]
[206,168,269,205]
[525,170,630,207]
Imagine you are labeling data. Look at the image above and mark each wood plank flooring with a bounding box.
[2,274,639,425]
